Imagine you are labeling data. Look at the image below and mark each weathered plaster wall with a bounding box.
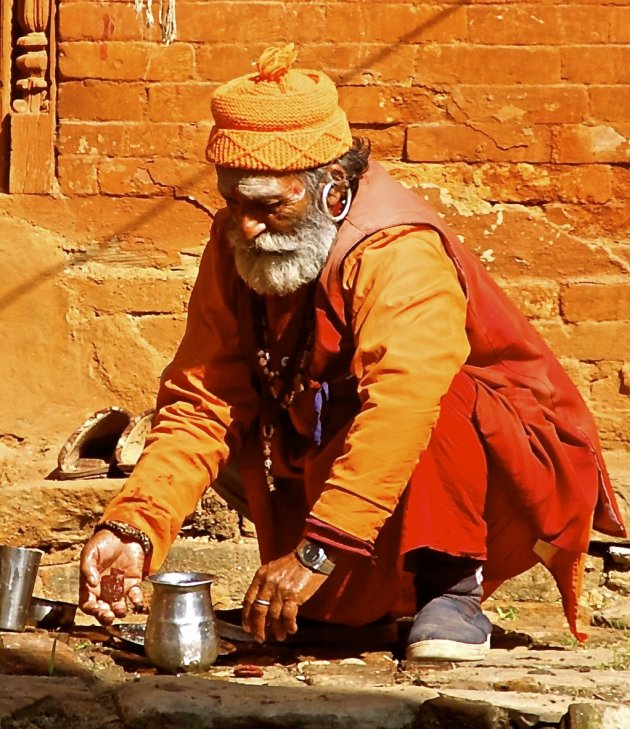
[1,0,629,486]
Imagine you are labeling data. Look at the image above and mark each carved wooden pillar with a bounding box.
[9,0,55,193]
[13,0,50,113]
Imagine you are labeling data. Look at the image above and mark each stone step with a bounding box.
[3,448,630,608]
[0,477,259,607]
[0,478,127,548]
[0,477,245,548]
[36,537,260,608]
[4,450,629,550]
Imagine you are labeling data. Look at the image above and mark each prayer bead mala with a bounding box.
[252,290,315,490]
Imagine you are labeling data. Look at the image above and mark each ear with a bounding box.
[321,163,348,214]
[323,162,348,185]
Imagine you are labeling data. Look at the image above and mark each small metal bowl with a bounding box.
[27,597,77,630]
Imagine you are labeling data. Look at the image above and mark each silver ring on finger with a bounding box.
[253,598,271,606]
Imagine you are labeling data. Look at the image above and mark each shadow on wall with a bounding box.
[0,2,464,314]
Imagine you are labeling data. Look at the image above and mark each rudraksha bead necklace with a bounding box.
[252,289,315,489]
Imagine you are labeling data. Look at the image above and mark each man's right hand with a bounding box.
[79,529,146,625]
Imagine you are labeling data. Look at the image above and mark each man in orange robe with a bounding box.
[79,45,625,662]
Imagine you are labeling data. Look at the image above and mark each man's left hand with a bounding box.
[242,552,329,642]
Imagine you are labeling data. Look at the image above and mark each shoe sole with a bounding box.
[406,636,490,662]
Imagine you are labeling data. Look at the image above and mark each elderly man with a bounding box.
[80,45,625,662]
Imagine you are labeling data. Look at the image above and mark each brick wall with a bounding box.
[1,0,629,481]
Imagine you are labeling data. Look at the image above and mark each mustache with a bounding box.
[227,193,330,256]
[225,202,338,297]
[250,234,300,254]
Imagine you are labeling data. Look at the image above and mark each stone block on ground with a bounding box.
[0,478,125,547]
[592,596,630,630]
[0,675,117,727]
[0,631,92,678]
[2,476,248,551]
[605,570,630,594]
[407,647,630,707]
[35,537,260,608]
[180,491,241,540]
[36,560,82,604]
[114,677,440,729]
[566,702,630,729]
[602,450,630,533]
[299,654,398,688]
[434,689,620,726]
[416,695,511,729]
[161,538,260,608]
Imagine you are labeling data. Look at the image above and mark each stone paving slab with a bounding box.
[436,688,599,724]
[417,663,630,703]
[399,642,630,718]
[1,623,630,727]
[567,702,630,729]
[0,675,121,727]
[112,677,630,728]
[298,653,399,688]
[113,676,440,729]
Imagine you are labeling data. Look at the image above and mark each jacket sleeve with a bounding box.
[304,226,470,553]
[101,218,260,570]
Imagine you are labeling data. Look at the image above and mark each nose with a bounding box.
[239,211,266,242]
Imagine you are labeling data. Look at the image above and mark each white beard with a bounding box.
[227,203,338,297]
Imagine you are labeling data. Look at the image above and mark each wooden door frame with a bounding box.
[0,0,13,191]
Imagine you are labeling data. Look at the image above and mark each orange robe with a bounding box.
[102,163,625,633]
[102,223,468,615]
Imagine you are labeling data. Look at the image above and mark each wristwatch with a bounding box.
[295,539,336,575]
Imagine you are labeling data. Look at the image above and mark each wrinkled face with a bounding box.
[216,167,338,297]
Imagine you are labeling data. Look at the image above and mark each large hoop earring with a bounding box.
[322,181,352,223]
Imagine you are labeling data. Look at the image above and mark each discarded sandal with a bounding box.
[114,408,155,475]
[55,406,133,479]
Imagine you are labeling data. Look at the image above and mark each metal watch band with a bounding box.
[296,539,336,575]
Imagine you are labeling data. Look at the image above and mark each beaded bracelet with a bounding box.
[94,520,153,555]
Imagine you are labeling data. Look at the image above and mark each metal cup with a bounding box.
[144,571,218,673]
[0,546,43,631]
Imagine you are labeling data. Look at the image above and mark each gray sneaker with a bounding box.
[406,591,492,661]
[405,552,492,662]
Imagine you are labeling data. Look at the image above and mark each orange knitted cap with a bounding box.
[206,44,352,171]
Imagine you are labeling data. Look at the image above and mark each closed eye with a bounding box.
[223,195,283,214]
[261,200,283,213]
